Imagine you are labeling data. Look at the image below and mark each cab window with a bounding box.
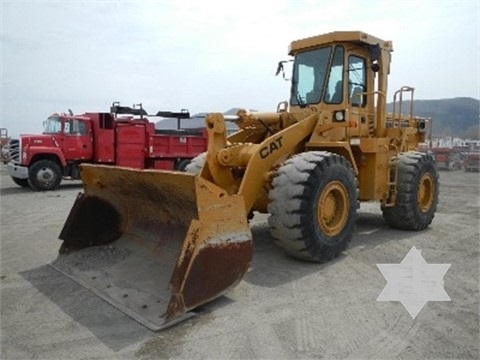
[348,55,367,107]
[44,117,62,134]
[65,119,88,135]
[324,46,345,104]
[290,47,332,106]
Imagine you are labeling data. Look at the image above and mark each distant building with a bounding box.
[430,137,480,151]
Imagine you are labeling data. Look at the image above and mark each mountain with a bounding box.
[154,100,479,139]
[386,97,479,138]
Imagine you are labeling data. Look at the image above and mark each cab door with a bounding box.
[345,48,371,138]
[62,119,93,160]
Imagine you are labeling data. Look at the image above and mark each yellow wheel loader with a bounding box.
[51,31,438,330]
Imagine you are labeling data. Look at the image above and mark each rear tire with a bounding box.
[382,151,439,230]
[11,176,29,188]
[28,160,62,191]
[268,151,358,262]
[185,152,206,174]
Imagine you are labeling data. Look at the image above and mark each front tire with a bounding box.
[11,176,29,188]
[28,160,62,191]
[175,159,191,171]
[382,152,439,230]
[268,151,358,262]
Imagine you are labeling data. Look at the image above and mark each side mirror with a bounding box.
[275,61,284,76]
[275,59,293,81]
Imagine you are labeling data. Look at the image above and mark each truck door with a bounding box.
[62,119,93,160]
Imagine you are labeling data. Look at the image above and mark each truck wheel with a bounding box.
[175,159,191,171]
[268,151,358,262]
[382,152,439,230]
[28,160,62,191]
[184,152,206,174]
[11,176,29,188]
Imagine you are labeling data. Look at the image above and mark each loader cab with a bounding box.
[288,31,393,135]
[289,44,368,110]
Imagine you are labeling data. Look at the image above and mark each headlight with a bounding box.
[334,110,345,122]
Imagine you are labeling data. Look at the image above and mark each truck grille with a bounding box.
[9,139,20,162]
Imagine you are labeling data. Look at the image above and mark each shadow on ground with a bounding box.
[244,210,419,288]
[0,181,83,196]
[20,264,152,351]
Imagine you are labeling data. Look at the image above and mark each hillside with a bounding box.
[386,97,479,138]
[155,100,479,139]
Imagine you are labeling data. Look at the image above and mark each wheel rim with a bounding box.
[417,173,435,212]
[36,167,56,187]
[317,181,349,237]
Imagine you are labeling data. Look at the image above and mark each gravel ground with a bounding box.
[0,165,478,359]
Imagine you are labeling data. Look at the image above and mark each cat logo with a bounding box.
[260,136,283,159]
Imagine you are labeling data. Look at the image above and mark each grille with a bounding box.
[9,139,20,162]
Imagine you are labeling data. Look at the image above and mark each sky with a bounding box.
[1,0,479,138]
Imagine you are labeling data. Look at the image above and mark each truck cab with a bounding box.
[8,114,94,190]
[44,115,93,160]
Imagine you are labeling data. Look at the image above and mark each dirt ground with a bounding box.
[0,164,479,359]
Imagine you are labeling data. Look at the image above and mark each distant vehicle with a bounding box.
[431,147,462,170]
[7,103,209,191]
[1,144,9,164]
[0,128,9,164]
[464,152,480,172]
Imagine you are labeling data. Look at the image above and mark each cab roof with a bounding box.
[288,31,393,55]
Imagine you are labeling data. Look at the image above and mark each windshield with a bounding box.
[290,46,332,107]
[44,116,62,134]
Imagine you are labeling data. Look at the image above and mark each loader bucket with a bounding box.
[50,164,252,331]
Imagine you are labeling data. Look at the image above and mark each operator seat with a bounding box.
[329,81,343,103]
[351,86,363,106]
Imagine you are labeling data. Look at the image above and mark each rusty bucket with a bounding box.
[50,164,252,331]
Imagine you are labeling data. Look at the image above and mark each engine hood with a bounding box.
[20,134,61,147]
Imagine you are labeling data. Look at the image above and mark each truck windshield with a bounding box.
[44,116,62,134]
[290,46,332,107]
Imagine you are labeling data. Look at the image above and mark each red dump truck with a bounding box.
[7,103,208,191]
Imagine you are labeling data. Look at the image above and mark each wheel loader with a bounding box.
[51,31,438,331]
